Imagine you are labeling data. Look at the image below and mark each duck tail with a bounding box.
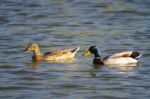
[130,51,142,60]
[71,47,80,54]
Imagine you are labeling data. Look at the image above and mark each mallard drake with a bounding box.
[83,46,142,66]
[24,43,80,61]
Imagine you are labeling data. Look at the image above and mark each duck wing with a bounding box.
[44,51,54,55]
[107,51,132,59]
[104,51,141,60]
[44,47,80,56]
[44,50,71,56]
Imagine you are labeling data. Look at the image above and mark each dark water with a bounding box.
[0,0,150,99]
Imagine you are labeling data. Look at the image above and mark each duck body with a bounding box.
[83,46,141,66]
[24,43,80,61]
[103,52,139,65]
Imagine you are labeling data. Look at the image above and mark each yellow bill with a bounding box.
[83,50,92,56]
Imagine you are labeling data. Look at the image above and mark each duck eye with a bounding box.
[29,44,33,48]
[90,46,97,50]
[32,44,38,49]
[92,47,98,51]
[28,44,35,49]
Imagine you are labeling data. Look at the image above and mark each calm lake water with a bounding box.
[0,0,150,99]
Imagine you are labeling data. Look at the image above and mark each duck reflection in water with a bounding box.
[25,58,78,69]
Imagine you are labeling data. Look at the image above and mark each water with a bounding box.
[0,0,150,99]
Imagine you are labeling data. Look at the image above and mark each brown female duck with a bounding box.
[24,43,80,61]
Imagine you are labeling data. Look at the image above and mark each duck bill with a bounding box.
[23,48,29,52]
[23,49,28,52]
[83,50,92,56]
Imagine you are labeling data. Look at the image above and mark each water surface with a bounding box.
[0,0,150,99]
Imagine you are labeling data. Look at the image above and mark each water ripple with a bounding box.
[0,0,150,99]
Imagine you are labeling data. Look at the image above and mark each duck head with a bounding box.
[83,46,100,57]
[24,43,39,52]
[83,46,104,65]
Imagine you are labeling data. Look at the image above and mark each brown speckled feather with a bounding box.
[44,49,77,61]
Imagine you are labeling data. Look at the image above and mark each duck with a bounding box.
[24,43,80,61]
[83,46,142,66]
